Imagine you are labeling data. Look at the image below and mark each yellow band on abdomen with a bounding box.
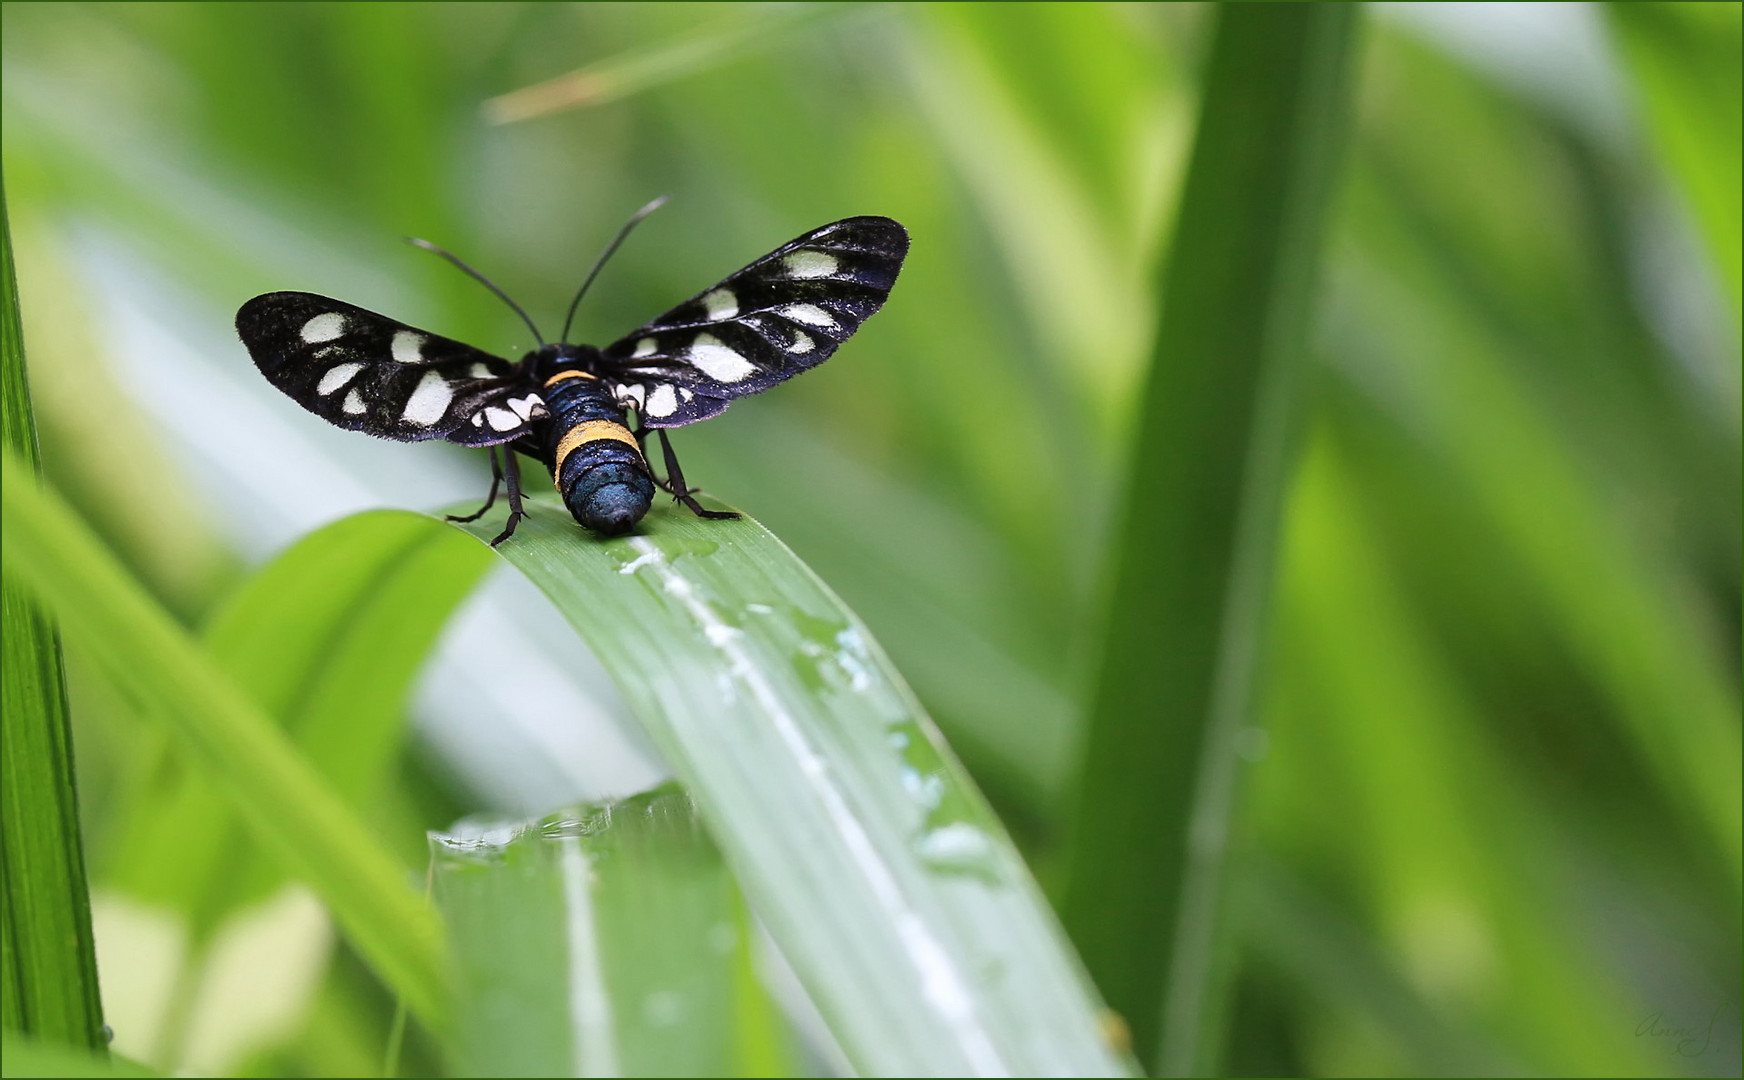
[554,420,641,480]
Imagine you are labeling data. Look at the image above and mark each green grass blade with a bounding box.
[1058,5,1362,1073]
[0,452,450,1032]
[433,785,783,1078]
[0,178,106,1049]
[450,492,1129,1076]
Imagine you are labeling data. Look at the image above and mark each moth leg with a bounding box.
[633,422,664,484]
[489,449,527,546]
[655,429,738,521]
[632,422,683,495]
[447,446,503,524]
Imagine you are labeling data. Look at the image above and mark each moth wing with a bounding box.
[235,292,549,445]
[597,216,908,427]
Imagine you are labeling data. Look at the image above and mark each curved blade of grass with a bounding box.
[0,179,107,1048]
[0,1030,157,1078]
[1059,5,1362,1073]
[108,510,493,924]
[0,451,448,1032]
[450,492,1129,1077]
[99,510,490,1067]
[432,785,785,1078]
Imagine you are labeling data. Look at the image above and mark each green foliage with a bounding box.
[1,3,1737,1077]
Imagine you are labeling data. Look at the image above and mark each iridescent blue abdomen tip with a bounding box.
[565,462,653,535]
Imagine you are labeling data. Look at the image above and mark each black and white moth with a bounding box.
[237,208,908,543]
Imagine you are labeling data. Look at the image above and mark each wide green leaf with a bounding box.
[433,785,783,1078]
[449,491,1129,1077]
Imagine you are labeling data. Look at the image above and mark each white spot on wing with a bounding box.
[300,312,347,343]
[788,330,815,355]
[507,394,545,420]
[679,388,694,402]
[632,337,658,358]
[780,303,837,329]
[401,370,452,426]
[616,384,647,410]
[645,384,678,418]
[316,362,364,396]
[485,406,520,431]
[781,250,838,279]
[701,288,738,321]
[391,330,427,364]
[472,413,485,426]
[469,362,493,378]
[688,333,757,383]
[342,389,366,415]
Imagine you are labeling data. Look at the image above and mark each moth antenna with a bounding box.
[406,237,546,346]
[559,195,668,344]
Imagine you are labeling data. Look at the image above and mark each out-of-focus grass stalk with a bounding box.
[484,5,836,123]
[0,179,108,1051]
[0,451,450,1034]
[1607,2,1742,327]
[1059,5,1362,1074]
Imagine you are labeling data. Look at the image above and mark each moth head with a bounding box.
[530,342,603,378]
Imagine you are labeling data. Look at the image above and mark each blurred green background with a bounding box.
[2,2,1738,1076]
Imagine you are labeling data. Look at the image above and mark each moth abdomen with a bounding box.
[561,453,653,536]
[544,370,654,535]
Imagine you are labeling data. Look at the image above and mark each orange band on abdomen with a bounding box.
[553,420,641,481]
[542,369,598,388]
